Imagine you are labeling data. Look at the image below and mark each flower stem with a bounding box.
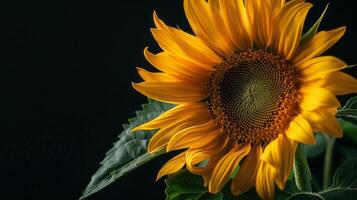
[322,135,336,190]
[293,144,312,192]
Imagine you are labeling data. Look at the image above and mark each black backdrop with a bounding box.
[2,0,356,199]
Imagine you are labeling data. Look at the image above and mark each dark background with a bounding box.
[2,0,356,199]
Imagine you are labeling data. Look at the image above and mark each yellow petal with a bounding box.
[261,135,297,190]
[167,121,220,151]
[185,135,230,176]
[299,87,341,111]
[286,114,315,144]
[275,2,312,59]
[320,72,357,95]
[246,0,273,48]
[152,11,221,66]
[144,48,210,83]
[156,152,186,180]
[132,103,208,131]
[216,0,252,49]
[256,162,277,200]
[136,67,176,82]
[184,0,233,56]
[292,27,346,65]
[187,141,231,188]
[132,81,207,104]
[151,28,217,69]
[302,109,342,138]
[231,145,262,195]
[298,56,347,82]
[271,0,286,17]
[208,144,251,194]
[147,111,212,153]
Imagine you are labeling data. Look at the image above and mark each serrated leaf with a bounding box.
[80,99,173,199]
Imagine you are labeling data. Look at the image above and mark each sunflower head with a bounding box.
[132,0,357,199]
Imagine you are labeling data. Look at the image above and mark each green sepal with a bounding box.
[301,4,329,44]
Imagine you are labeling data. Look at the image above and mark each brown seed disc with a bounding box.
[207,48,300,144]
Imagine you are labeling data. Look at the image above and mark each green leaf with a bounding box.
[80,99,173,199]
[166,170,218,200]
[301,4,329,44]
[337,96,357,124]
[165,170,261,200]
[303,133,326,158]
[287,193,325,200]
[294,144,312,192]
[317,158,357,199]
[337,110,357,124]
[319,188,357,200]
[201,193,224,200]
[342,96,357,109]
[338,118,357,146]
[221,184,260,200]
[330,158,357,188]
[339,146,357,159]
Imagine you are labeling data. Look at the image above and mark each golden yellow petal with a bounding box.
[319,72,357,95]
[302,109,342,138]
[215,0,253,49]
[256,162,277,200]
[132,81,207,104]
[147,111,212,153]
[184,0,233,56]
[152,11,221,66]
[208,144,251,194]
[185,135,230,176]
[286,114,315,144]
[231,145,262,195]
[298,56,347,82]
[132,103,208,131]
[209,0,237,51]
[136,67,176,82]
[246,0,273,48]
[156,152,186,180]
[271,0,286,17]
[261,135,297,190]
[144,48,210,83]
[299,87,341,111]
[151,28,216,68]
[275,2,312,59]
[292,27,346,65]
[167,121,220,151]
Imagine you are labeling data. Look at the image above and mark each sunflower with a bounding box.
[132,0,357,199]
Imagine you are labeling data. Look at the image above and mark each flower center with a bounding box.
[207,48,299,144]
